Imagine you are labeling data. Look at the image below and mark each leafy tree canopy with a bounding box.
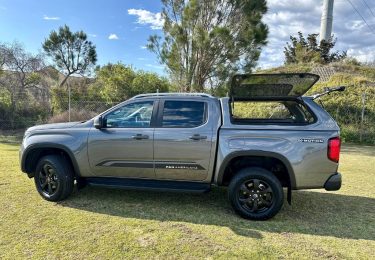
[0,41,45,98]
[43,25,97,87]
[94,63,170,103]
[284,32,347,65]
[148,0,268,92]
[0,41,47,127]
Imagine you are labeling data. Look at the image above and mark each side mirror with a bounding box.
[94,116,103,129]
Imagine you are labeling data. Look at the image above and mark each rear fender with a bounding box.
[216,150,296,189]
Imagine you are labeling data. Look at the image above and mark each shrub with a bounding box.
[48,109,97,123]
[0,100,50,130]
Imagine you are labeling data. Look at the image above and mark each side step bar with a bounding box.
[85,177,211,193]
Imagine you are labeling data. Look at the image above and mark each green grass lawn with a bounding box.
[0,143,374,259]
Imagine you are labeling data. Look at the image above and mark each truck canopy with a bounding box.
[230,73,320,99]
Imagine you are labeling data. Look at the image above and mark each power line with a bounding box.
[346,0,375,34]
[360,0,375,19]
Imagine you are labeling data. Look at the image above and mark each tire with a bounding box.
[228,167,284,220]
[34,155,74,201]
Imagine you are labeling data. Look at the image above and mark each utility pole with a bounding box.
[320,0,334,42]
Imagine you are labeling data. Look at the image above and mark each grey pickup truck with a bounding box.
[20,73,343,220]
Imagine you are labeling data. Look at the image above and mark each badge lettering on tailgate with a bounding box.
[299,138,324,143]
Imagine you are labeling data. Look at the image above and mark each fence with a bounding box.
[0,91,374,144]
[0,93,119,134]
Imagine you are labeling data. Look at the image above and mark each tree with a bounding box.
[94,63,170,103]
[131,71,170,96]
[0,42,45,92]
[284,32,347,65]
[0,47,4,76]
[0,41,46,126]
[148,0,268,92]
[43,25,97,88]
[94,63,136,103]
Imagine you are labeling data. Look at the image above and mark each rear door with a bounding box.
[153,99,215,181]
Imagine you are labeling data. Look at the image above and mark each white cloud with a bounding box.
[138,57,147,61]
[128,9,164,30]
[88,34,97,38]
[347,48,375,63]
[146,64,164,70]
[140,45,147,49]
[345,20,365,30]
[43,15,60,20]
[131,26,141,31]
[108,34,119,40]
[258,0,375,68]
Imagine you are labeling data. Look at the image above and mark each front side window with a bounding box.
[162,101,206,128]
[105,101,154,128]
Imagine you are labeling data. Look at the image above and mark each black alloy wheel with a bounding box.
[237,178,273,213]
[38,163,60,197]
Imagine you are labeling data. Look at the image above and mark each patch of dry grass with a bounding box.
[48,109,96,123]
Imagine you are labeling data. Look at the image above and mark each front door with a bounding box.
[88,100,156,178]
[154,99,214,181]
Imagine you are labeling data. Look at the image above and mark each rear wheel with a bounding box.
[228,167,284,220]
[34,155,74,201]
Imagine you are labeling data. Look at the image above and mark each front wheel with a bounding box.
[228,167,284,220]
[34,155,74,201]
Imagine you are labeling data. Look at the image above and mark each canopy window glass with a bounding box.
[230,73,320,99]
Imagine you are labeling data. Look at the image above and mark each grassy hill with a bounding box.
[260,62,375,144]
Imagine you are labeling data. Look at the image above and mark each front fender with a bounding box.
[20,130,89,176]
[20,142,81,176]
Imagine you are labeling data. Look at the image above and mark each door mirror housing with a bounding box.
[94,116,104,129]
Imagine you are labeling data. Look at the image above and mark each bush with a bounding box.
[48,109,97,123]
[0,100,50,130]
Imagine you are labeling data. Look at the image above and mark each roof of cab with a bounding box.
[131,92,215,99]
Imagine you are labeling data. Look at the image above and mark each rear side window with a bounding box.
[162,101,206,128]
[231,100,315,124]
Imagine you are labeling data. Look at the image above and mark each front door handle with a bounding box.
[189,134,207,141]
[132,134,149,140]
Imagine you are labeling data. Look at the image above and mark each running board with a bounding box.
[85,177,211,193]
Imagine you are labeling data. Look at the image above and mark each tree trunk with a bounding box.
[59,74,70,88]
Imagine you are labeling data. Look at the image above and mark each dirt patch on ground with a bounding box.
[137,234,157,247]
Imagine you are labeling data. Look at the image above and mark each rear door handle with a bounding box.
[189,134,207,141]
[132,134,149,140]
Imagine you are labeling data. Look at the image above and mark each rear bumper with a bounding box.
[324,172,342,191]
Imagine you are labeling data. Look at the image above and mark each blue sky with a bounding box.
[0,0,165,73]
[1,0,374,74]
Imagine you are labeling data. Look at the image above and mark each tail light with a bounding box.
[328,137,341,163]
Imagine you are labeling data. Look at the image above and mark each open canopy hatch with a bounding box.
[230,73,320,100]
